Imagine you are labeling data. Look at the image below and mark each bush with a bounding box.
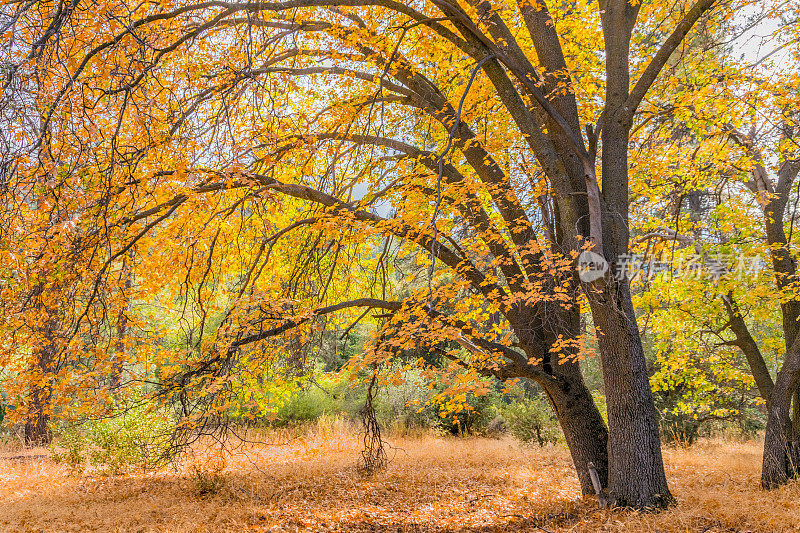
[272,370,437,430]
[249,368,505,437]
[50,401,176,473]
[51,427,86,468]
[497,397,561,446]
[660,413,701,447]
[274,380,344,423]
[485,416,508,438]
[379,368,502,436]
[435,391,497,436]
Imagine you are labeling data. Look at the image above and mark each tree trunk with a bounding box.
[587,278,673,508]
[24,341,55,446]
[24,388,52,446]
[542,367,609,496]
[592,5,674,502]
[509,301,609,496]
[762,342,800,488]
[111,252,133,390]
[722,293,775,403]
[23,281,59,447]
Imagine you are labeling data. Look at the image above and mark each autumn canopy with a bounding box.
[0,0,798,512]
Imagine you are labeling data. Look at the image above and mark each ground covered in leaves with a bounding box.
[1,429,798,532]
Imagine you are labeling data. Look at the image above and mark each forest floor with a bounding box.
[1,427,799,532]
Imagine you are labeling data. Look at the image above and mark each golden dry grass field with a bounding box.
[1,426,799,532]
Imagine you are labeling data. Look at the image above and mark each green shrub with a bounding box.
[50,401,176,473]
[251,368,504,436]
[271,376,367,424]
[435,391,497,436]
[497,397,561,446]
[273,371,430,428]
[53,426,87,468]
[275,383,342,422]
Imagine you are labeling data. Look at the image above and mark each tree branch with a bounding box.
[623,0,717,125]
[231,298,401,348]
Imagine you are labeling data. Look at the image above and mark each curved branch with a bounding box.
[623,0,717,124]
[231,298,401,348]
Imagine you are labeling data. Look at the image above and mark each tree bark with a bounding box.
[24,388,52,446]
[729,131,800,487]
[23,280,59,446]
[762,339,800,488]
[587,278,674,508]
[587,0,674,508]
[24,336,55,446]
[509,297,610,497]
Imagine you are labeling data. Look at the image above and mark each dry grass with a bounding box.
[1,427,799,532]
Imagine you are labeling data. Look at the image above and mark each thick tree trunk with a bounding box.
[587,278,673,508]
[762,342,800,488]
[542,367,609,496]
[592,5,674,502]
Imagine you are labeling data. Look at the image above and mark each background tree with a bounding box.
[627,4,800,486]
